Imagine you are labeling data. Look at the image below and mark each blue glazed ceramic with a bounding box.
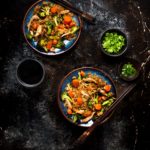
[57,67,117,127]
[23,0,81,56]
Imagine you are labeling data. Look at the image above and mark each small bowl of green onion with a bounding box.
[118,58,141,81]
[100,29,128,57]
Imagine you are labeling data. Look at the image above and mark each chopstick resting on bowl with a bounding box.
[69,82,137,150]
[51,0,95,24]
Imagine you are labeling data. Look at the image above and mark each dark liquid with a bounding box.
[17,59,43,85]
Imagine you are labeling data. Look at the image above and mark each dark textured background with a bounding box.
[0,0,150,150]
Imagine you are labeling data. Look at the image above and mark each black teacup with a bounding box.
[16,58,45,88]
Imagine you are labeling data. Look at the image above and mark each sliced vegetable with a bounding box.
[93,95,98,104]
[78,72,81,80]
[61,92,72,102]
[70,26,79,34]
[50,5,58,14]
[77,97,83,105]
[102,32,125,54]
[64,15,72,24]
[72,79,79,88]
[80,71,85,77]
[67,108,73,115]
[52,39,58,45]
[53,15,58,26]
[47,26,52,35]
[69,21,76,27]
[88,100,93,109]
[46,40,52,50]
[38,39,47,47]
[26,33,33,40]
[68,90,74,98]
[83,110,92,117]
[121,63,137,77]
[55,40,64,48]
[94,103,102,110]
[72,114,78,122]
[38,11,46,18]
[104,85,111,92]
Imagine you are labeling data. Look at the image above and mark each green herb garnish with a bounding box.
[121,63,137,77]
[102,32,125,54]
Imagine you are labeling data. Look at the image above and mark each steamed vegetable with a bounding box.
[102,32,125,54]
[121,63,137,77]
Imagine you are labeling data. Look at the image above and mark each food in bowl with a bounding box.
[26,1,79,52]
[61,70,116,124]
[102,32,125,54]
[121,63,138,78]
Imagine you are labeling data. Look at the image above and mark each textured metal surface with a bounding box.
[0,0,150,150]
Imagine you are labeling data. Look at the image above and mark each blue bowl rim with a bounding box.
[22,0,82,56]
[100,28,128,57]
[57,67,118,127]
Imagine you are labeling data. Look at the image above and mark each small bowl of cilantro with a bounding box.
[100,29,127,57]
[118,58,140,81]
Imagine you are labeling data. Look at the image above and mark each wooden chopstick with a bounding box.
[51,0,95,24]
[69,82,137,150]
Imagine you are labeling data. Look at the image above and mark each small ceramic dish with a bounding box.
[57,67,117,127]
[23,0,82,56]
[118,58,141,81]
[100,29,128,57]
[16,58,45,88]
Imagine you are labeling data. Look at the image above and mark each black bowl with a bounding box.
[118,58,141,81]
[100,29,128,57]
[16,58,45,88]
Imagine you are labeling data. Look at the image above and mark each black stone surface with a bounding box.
[0,0,150,150]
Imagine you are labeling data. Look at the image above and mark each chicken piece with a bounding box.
[83,110,92,117]
[81,90,89,99]
[73,108,84,114]
[59,10,70,15]
[27,15,39,29]
[34,25,42,37]
[80,112,95,123]
[99,89,106,96]
[64,99,72,109]
[83,78,97,84]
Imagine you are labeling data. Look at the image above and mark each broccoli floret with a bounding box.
[38,11,46,18]
[55,40,64,48]
[26,33,33,40]
[70,26,79,34]
[38,39,47,47]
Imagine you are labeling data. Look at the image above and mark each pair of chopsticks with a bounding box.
[51,0,95,24]
[69,82,137,150]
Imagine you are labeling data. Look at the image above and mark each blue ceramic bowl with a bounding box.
[57,67,117,127]
[23,0,82,56]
